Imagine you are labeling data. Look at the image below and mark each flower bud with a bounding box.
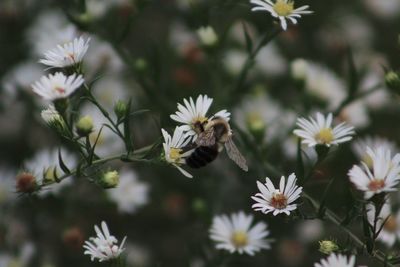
[114,100,128,119]
[43,166,60,183]
[245,112,266,142]
[99,170,119,188]
[318,240,339,255]
[135,58,148,72]
[385,71,400,94]
[16,172,36,193]
[41,106,67,134]
[197,26,218,47]
[76,115,93,137]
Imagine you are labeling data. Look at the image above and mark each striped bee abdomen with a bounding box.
[185,145,219,168]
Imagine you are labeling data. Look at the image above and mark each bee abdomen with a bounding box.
[186,145,219,169]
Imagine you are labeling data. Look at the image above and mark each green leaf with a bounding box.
[318,178,336,218]
[58,149,71,174]
[89,126,104,164]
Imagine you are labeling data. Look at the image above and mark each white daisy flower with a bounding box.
[107,169,149,214]
[293,112,355,147]
[209,211,272,255]
[161,127,194,178]
[250,0,313,31]
[170,95,230,141]
[367,201,400,247]
[314,253,356,267]
[348,146,400,199]
[251,173,302,216]
[83,221,127,262]
[39,36,90,68]
[31,72,84,101]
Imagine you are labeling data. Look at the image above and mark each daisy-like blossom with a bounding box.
[209,211,272,255]
[348,146,400,199]
[31,72,84,101]
[293,112,355,147]
[39,36,90,68]
[170,95,230,141]
[161,127,194,178]
[314,253,356,267]
[252,173,302,216]
[107,169,149,214]
[250,0,313,31]
[83,221,126,262]
[367,201,400,247]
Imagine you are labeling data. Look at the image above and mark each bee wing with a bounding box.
[195,128,216,146]
[225,137,248,171]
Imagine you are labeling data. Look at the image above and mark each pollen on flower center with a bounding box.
[169,147,182,161]
[231,231,248,248]
[368,179,385,191]
[270,191,288,209]
[383,215,397,233]
[54,86,66,94]
[273,0,294,16]
[315,128,334,144]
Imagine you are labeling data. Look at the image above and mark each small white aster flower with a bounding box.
[367,201,400,247]
[352,136,397,165]
[31,72,84,101]
[209,211,272,255]
[39,36,90,68]
[83,221,126,262]
[161,127,194,178]
[314,253,356,267]
[348,146,400,199]
[252,173,302,216]
[294,112,355,147]
[250,0,313,31]
[170,94,230,141]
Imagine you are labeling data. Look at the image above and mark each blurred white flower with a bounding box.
[26,10,78,56]
[91,76,129,112]
[170,94,230,141]
[2,61,42,98]
[338,100,369,129]
[169,21,198,56]
[197,26,218,46]
[252,173,302,216]
[364,0,400,19]
[352,136,397,163]
[348,146,400,199]
[296,220,323,243]
[209,211,272,255]
[314,253,355,267]
[256,42,287,76]
[31,72,84,101]
[290,59,347,109]
[83,221,126,262]
[86,0,131,18]
[223,49,247,75]
[367,201,400,247]
[39,37,90,68]
[294,112,355,147]
[84,37,125,76]
[107,169,149,214]
[24,147,77,197]
[125,243,150,267]
[250,0,313,31]
[161,127,193,178]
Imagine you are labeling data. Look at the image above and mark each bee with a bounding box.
[185,117,248,171]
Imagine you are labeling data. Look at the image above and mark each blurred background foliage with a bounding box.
[0,0,400,266]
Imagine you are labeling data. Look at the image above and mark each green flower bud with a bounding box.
[245,112,266,142]
[114,100,128,119]
[135,58,148,72]
[100,170,119,189]
[41,106,68,135]
[76,115,94,137]
[385,71,400,94]
[319,240,339,255]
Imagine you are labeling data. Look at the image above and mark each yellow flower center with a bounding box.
[271,192,288,209]
[231,231,248,248]
[383,215,397,233]
[273,0,294,16]
[368,179,385,192]
[315,128,334,144]
[169,148,183,161]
